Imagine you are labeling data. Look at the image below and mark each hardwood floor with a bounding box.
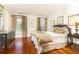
[44,46,79,54]
[0,37,37,54]
[0,37,79,54]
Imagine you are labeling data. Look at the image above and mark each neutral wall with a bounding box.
[64,4,79,33]
[4,5,67,36]
[3,6,38,36]
[48,4,79,33]
[27,15,37,37]
[4,11,46,37]
[5,4,79,36]
[47,5,67,31]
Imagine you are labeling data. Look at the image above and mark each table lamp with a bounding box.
[75,22,79,34]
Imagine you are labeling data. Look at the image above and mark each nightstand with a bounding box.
[72,34,79,45]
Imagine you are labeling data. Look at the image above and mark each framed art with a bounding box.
[29,19,35,27]
[57,16,63,24]
[68,14,79,26]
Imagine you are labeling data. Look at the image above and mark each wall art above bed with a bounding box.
[57,16,63,25]
[68,14,79,26]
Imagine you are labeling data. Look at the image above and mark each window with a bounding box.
[0,13,3,31]
[16,17,22,33]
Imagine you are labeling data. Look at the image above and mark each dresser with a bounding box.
[0,31,15,50]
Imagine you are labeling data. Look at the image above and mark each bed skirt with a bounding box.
[40,42,67,53]
[31,34,67,54]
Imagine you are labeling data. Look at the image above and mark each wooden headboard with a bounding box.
[53,25,71,34]
[54,25,67,27]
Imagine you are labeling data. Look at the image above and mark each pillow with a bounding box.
[53,27,65,34]
[52,27,58,32]
[38,32,53,45]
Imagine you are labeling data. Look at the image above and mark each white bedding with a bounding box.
[46,31,67,43]
[31,31,67,53]
[46,31,66,37]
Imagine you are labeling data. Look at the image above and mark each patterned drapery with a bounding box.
[45,18,47,31]
[37,17,41,31]
[12,15,17,32]
[22,16,27,37]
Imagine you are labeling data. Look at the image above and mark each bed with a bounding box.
[31,25,71,54]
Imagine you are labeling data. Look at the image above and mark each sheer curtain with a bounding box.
[37,17,41,31]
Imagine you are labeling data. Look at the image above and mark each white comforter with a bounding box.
[31,31,67,53]
[45,31,67,43]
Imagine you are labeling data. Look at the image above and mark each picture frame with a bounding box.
[29,19,35,27]
[57,16,63,25]
[68,14,79,26]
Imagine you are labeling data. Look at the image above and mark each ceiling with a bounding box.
[4,4,66,16]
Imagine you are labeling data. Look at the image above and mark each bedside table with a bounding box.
[72,34,79,45]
